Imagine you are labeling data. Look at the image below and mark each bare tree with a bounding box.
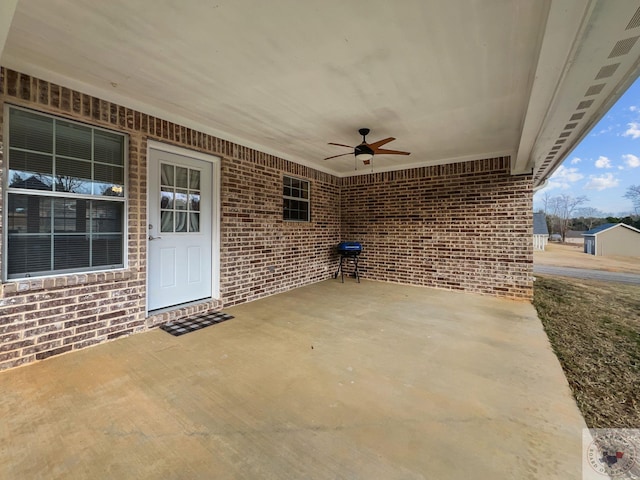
[575,206,602,230]
[624,185,640,216]
[540,191,554,215]
[555,194,589,242]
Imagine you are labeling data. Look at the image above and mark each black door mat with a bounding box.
[160,312,234,336]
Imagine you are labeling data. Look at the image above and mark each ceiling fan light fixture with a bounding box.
[355,144,374,161]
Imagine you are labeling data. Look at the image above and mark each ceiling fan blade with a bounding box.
[367,137,395,149]
[373,148,411,156]
[324,152,353,160]
[328,142,354,148]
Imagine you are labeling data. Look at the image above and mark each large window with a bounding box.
[283,175,310,221]
[5,107,126,279]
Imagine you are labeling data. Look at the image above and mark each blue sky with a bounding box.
[533,78,640,216]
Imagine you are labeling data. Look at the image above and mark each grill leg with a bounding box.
[335,252,360,283]
[353,255,360,283]
[334,254,345,281]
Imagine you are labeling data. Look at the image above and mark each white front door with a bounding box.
[148,146,214,311]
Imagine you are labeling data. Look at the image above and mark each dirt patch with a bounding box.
[534,242,640,274]
[533,275,640,428]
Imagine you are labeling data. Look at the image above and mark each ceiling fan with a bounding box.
[324,128,410,167]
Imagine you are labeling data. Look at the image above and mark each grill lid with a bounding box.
[337,241,362,253]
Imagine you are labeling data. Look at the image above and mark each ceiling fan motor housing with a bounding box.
[355,144,374,157]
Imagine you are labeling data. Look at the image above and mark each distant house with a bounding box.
[533,212,549,251]
[564,230,585,245]
[583,223,640,257]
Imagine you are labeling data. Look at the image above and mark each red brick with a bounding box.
[35,345,73,361]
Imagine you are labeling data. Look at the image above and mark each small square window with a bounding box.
[283,175,310,222]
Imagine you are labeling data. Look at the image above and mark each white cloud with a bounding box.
[623,122,640,139]
[622,153,640,168]
[584,173,619,191]
[570,157,582,165]
[546,165,584,189]
[630,106,638,112]
[594,156,612,169]
[596,125,615,136]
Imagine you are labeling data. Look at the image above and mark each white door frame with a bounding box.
[146,140,221,313]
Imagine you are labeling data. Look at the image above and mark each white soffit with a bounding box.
[516,1,640,185]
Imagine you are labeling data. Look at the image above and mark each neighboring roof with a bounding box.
[2,2,640,181]
[583,223,640,236]
[565,230,585,238]
[533,213,549,235]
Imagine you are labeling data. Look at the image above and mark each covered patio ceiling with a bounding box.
[2,1,640,185]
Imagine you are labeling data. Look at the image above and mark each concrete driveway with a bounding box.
[534,264,640,285]
[0,280,587,479]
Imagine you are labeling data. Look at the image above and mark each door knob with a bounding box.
[148,235,163,241]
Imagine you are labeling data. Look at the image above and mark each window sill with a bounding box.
[1,268,134,298]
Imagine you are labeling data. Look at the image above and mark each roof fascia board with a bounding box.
[513,0,594,175]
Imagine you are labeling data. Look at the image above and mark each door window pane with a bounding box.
[175,212,187,232]
[175,190,188,210]
[158,164,203,232]
[161,211,174,232]
[161,163,174,185]
[189,193,200,211]
[190,213,200,232]
[189,170,200,189]
[176,167,188,188]
[161,188,174,209]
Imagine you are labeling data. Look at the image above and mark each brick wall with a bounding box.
[221,159,340,306]
[0,68,340,371]
[0,67,532,372]
[340,159,533,299]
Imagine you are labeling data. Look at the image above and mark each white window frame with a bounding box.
[283,175,310,222]
[2,104,129,281]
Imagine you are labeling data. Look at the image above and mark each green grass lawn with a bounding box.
[533,275,640,428]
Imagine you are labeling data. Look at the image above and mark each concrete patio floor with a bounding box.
[0,280,587,479]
